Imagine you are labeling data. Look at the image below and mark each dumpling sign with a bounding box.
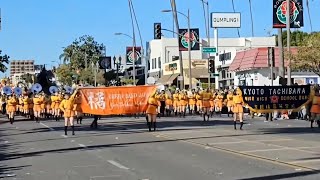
[239,85,312,113]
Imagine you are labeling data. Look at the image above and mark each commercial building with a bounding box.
[10,60,35,77]
[147,37,276,89]
[229,47,320,86]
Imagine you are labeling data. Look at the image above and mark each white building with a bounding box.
[147,37,276,89]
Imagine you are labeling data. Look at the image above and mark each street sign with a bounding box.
[202,47,217,53]
[211,12,241,28]
[210,73,219,77]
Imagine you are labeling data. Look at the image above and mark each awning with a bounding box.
[156,74,179,85]
[184,68,209,78]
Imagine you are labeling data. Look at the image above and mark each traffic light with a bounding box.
[98,56,111,69]
[208,59,215,73]
[154,23,161,39]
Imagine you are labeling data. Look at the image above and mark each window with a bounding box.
[158,57,161,69]
[219,52,232,61]
[152,58,156,69]
[222,70,226,79]
[147,60,150,70]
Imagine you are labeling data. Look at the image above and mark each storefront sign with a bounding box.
[240,85,311,113]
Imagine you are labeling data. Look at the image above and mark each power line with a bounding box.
[306,0,313,32]
[248,0,254,37]
[129,0,144,50]
[231,0,240,37]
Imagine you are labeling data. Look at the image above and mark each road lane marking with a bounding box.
[40,123,55,131]
[153,132,317,171]
[107,160,130,170]
[61,135,68,138]
[73,165,99,168]
[242,148,289,153]
[78,144,87,148]
[290,159,320,164]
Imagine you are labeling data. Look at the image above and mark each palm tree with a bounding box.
[59,45,74,64]
[0,50,9,73]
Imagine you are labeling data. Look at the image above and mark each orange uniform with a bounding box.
[7,97,17,113]
[215,94,224,109]
[146,96,158,115]
[23,97,29,110]
[40,96,45,111]
[188,93,196,106]
[233,95,244,113]
[310,96,320,114]
[165,94,173,106]
[179,93,188,106]
[196,93,202,107]
[173,93,180,107]
[202,92,212,108]
[33,97,43,112]
[227,94,234,107]
[59,94,77,118]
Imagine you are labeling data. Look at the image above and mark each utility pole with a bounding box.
[171,0,184,90]
[278,28,285,82]
[286,0,291,85]
[187,9,192,89]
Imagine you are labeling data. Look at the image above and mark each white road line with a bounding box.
[78,144,87,148]
[242,148,289,153]
[61,135,68,138]
[107,160,130,170]
[40,123,55,131]
[290,159,320,164]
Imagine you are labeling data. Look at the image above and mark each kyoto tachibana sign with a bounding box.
[79,86,156,115]
[273,0,304,28]
[178,28,200,51]
[239,85,311,113]
[126,46,142,65]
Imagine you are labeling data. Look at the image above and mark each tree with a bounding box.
[290,32,320,76]
[275,30,309,47]
[55,64,76,86]
[21,73,34,84]
[0,50,9,73]
[60,35,105,70]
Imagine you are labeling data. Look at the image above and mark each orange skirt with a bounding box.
[40,104,45,110]
[179,100,187,106]
[64,109,75,118]
[7,106,16,113]
[46,104,51,112]
[189,99,196,105]
[310,104,320,113]
[233,104,243,113]
[227,101,234,107]
[28,104,34,109]
[209,100,214,107]
[202,100,210,108]
[54,103,60,109]
[34,104,41,112]
[165,99,173,106]
[216,101,223,108]
[23,104,29,110]
[173,101,180,107]
[196,100,202,107]
[146,104,157,115]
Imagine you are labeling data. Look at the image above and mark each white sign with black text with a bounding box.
[211,13,241,28]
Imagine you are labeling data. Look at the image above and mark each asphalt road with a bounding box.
[0,114,320,180]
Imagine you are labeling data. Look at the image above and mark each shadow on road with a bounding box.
[238,170,320,180]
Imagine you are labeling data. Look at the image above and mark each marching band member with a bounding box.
[209,90,216,117]
[215,91,224,116]
[310,88,320,128]
[18,95,23,115]
[165,90,173,116]
[226,90,234,117]
[7,94,17,124]
[59,89,78,136]
[179,90,188,118]
[195,90,202,115]
[1,94,6,114]
[28,94,34,120]
[33,93,43,123]
[45,94,51,118]
[233,88,244,130]
[146,90,158,131]
[188,89,196,115]
[202,88,212,121]
[158,90,166,117]
[173,90,180,116]
[74,91,83,124]
[39,92,46,118]
[22,93,29,117]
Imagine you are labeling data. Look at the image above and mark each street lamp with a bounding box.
[113,55,121,85]
[162,9,192,89]
[114,32,136,86]
[91,61,99,87]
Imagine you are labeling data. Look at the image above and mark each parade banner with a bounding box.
[79,86,156,115]
[239,85,311,113]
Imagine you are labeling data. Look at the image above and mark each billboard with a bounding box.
[211,13,241,28]
[126,46,142,65]
[178,28,200,51]
[273,0,304,28]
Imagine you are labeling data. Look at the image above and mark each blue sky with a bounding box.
[0,0,319,77]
